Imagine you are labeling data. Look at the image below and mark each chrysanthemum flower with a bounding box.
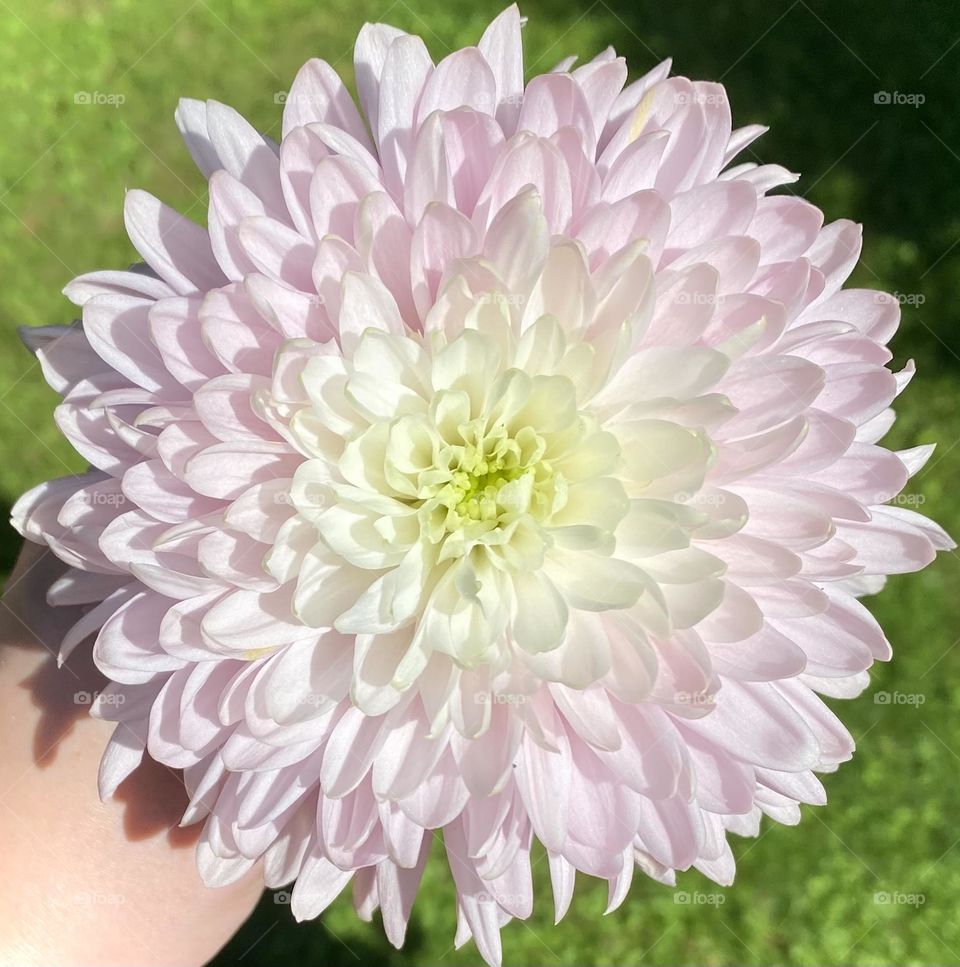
[13,6,952,962]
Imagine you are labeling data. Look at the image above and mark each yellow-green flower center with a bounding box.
[447,464,530,521]
[429,422,562,540]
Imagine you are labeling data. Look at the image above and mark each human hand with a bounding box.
[0,542,264,966]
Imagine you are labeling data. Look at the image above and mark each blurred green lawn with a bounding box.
[1,1,959,964]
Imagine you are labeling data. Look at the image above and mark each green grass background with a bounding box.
[1,1,959,963]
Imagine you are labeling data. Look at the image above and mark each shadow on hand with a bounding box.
[114,751,203,847]
[2,535,198,849]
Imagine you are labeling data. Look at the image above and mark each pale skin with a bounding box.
[0,543,264,966]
